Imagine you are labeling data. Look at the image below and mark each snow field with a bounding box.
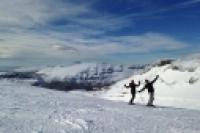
[1,80,200,133]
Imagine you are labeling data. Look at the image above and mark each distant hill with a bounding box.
[0,62,146,91]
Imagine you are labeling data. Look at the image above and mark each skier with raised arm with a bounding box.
[124,80,140,105]
[138,75,159,106]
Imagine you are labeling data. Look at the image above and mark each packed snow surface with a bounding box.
[102,57,200,110]
[0,80,200,133]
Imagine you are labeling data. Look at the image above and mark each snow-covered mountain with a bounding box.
[0,62,145,91]
[102,55,200,110]
[1,80,200,133]
[0,55,200,132]
[1,55,200,111]
[37,63,125,82]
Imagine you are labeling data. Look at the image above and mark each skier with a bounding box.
[138,75,159,106]
[124,80,140,105]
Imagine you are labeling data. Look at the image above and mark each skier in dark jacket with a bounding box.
[138,75,159,106]
[124,80,140,105]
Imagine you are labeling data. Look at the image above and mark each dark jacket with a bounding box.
[139,75,159,93]
[144,82,155,93]
[125,82,140,94]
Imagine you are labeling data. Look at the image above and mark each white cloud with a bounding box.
[0,0,91,27]
[0,0,189,62]
[0,0,129,34]
[0,31,187,59]
[122,0,200,19]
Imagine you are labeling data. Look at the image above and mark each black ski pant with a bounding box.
[129,92,136,104]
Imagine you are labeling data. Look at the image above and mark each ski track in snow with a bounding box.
[0,80,200,133]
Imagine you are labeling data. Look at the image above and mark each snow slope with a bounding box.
[1,62,142,91]
[1,80,200,133]
[102,57,200,110]
[37,63,97,82]
[36,62,140,83]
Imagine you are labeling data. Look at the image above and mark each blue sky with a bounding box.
[0,0,200,67]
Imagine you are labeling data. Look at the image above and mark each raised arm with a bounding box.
[124,83,130,88]
[135,81,141,86]
[138,86,146,93]
[151,75,159,84]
